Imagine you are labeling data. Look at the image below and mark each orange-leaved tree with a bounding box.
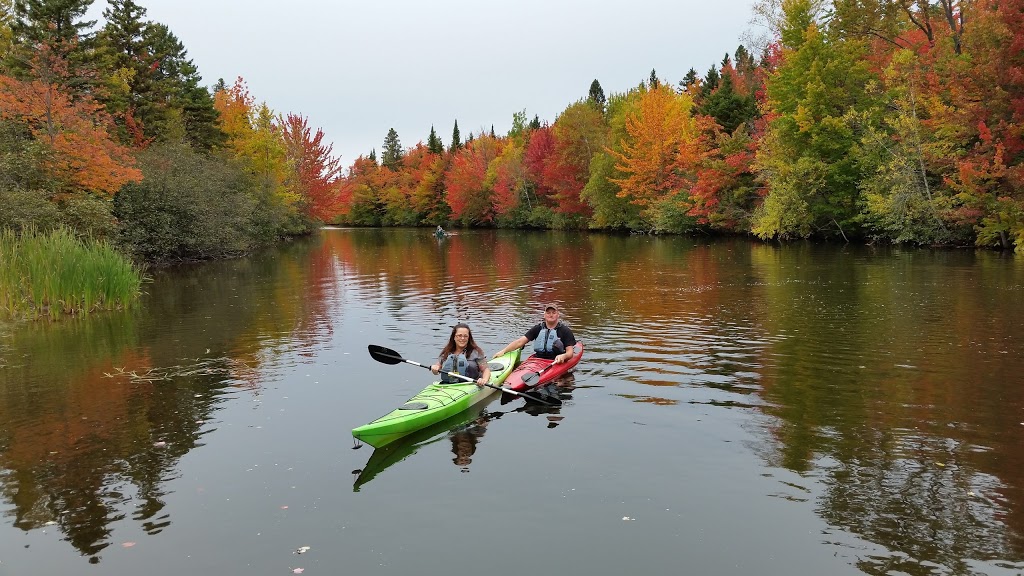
[445,134,503,224]
[280,113,343,222]
[609,84,700,220]
[0,45,141,196]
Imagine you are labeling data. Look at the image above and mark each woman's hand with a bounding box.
[430,363,440,374]
[475,377,486,387]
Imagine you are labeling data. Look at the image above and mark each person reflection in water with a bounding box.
[450,415,489,470]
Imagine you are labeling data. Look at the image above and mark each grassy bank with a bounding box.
[0,228,146,320]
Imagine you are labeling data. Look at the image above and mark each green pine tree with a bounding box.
[703,66,720,96]
[6,0,97,89]
[381,128,403,171]
[10,0,95,47]
[698,70,756,133]
[588,79,606,112]
[427,125,443,154]
[679,68,699,93]
[449,120,461,153]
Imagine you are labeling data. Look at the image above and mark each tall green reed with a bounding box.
[0,227,146,320]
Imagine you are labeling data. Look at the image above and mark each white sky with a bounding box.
[89,0,762,167]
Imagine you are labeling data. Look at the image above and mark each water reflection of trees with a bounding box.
[0,235,339,562]
[750,244,1024,572]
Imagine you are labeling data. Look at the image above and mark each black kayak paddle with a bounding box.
[367,345,558,406]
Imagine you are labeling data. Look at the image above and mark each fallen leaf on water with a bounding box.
[292,569,304,574]
[622,516,634,521]
[153,441,167,448]
[294,546,310,554]
[280,505,289,509]
[122,542,136,548]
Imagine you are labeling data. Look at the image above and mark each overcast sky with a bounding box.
[89,0,763,168]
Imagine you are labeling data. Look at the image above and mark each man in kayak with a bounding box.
[492,303,577,364]
[431,323,490,386]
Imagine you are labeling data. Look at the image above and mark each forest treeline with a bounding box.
[2,0,1023,259]
[346,0,1023,251]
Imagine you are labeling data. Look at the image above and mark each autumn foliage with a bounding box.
[6,0,1024,252]
[0,65,142,196]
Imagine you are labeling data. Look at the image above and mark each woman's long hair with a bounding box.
[440,323,483,359]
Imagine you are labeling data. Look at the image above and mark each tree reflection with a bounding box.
[0,234,339,562]
[751,243,1024,571]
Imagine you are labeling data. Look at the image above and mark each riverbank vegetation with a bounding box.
[0,227,145,319]
[1,0,1022,297]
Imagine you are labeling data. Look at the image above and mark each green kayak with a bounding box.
[353,348,520,448]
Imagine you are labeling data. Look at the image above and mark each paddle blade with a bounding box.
[521,371,542,386]
[368,345,404,365]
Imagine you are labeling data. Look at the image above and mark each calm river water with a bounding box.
[1,228,1022,576]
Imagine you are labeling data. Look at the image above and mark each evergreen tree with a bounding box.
[698,70,756,133]
[587,78,606,112]
[649,68,659,88]
[426,125,443,154]
[7,0,97,88]
[368,148,376,163]
[95,5,223,149]
[701,65,720,98]
[449,119,461,153]
[734,45,756,74]
[95,0,152,142]
[381,127,402,170]
[10,0,94,47]
[490,124,495,138]
[680,68,699,92]
[528,114,541,130]
[144,23,223,149]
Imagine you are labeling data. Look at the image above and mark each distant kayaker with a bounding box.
[431,323,491,386]
[493,303,577,364]
[435,225,446,237]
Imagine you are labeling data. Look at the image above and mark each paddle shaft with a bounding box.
[369,346,556,405]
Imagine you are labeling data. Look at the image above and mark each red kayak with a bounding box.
[504,341,583,392]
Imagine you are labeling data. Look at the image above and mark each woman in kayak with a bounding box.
[492,303,577,364]
[431,323,491,386]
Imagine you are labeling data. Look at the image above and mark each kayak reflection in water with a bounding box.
[498,373,575,428]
